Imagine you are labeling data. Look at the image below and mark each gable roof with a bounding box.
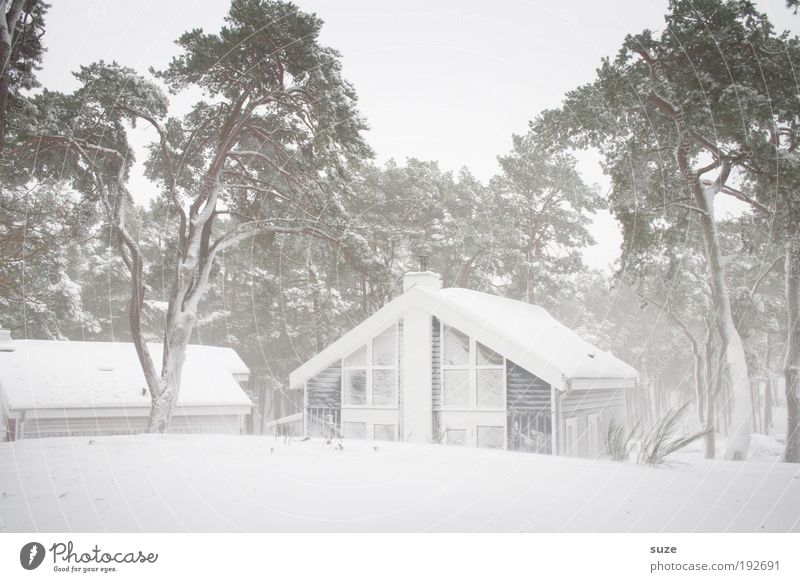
[289,285,638,391]
[0,340,252,411]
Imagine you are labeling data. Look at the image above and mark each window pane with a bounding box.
[443,325,469,365]
[344,422,367,440]
[477,426,505,449]
[373,325,397,366]
[477,369,504,407]
[443,369,469,407]
[343,369,367,405]
[446,429,466,446]
[373,369,397,406]
[476,342,503,366]
[344,345,366,367]
[374,424,396,441]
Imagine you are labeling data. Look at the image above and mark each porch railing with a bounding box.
[507,410,552,454]
[305,407,341,439]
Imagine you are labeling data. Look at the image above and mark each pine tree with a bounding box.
[15,0,371,432]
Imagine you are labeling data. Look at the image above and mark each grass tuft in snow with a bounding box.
[638,403,710,466]
[605,418,638,462]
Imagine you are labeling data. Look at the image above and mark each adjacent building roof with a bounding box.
[0,340,252,412]
[289,285,638,391]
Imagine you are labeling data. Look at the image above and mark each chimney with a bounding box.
[403,271,442,292]
[0,329,14,352]
[403,246,441,292]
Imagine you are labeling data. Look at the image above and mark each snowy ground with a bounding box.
[1,434,799,532]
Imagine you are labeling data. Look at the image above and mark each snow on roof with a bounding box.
[290,284,638,390]
[0,340,252,411]
[436,288,638,382]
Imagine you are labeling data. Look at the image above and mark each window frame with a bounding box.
[440,324,506,411]
[587,413,600,457]
[564,416,579,456]
[341,323,399,409]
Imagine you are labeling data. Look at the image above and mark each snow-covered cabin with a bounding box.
[289,271,638,457]
[0,332,252,441]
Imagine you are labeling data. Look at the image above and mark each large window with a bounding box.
[343,346,367,405]
[441,324,505,409]
[342,324,398,407]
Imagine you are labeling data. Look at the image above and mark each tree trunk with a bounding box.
[704,333,716,459]
[143,224,203,433]
[750,380,761,435]
[360,273,368,315]
[694,186,752,460]
[146,260,197,433]
[309,267,323,353]
[148,332,191,433]
[783,227,800,463]
[764,375,773,435]
[694,351,705,426]
[705,388,716,459]
[118,222,165,432]
[525,215,538,304]
[0,37,10,153]
[764,334,773,436]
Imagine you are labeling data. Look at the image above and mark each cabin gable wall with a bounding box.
[306,360,342,409]
[558,388,626,458]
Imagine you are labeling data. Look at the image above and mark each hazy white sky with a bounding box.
[38,0,800,269]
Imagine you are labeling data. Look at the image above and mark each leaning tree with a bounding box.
[15,0,372,431]
[534,0,800,460]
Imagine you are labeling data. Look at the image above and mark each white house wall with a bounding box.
[291,286,641,393]
[571,377,637,390]
[557,388,627,457]
[402,306,433,442]
[0,388,7,441]
[436,410,507,448]
[506,361,551,410]
[341,408,400,441]
[431,317,441,409]
[295,292,636,457]
[19,414,245,439]
[428,297,566,391]
[290,292,420,389]
[306,361,342,408]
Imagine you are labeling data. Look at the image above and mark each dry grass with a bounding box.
[638,402,709,466]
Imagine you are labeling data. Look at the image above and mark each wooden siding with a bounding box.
[558,388,627,458]
[560,388,626,415]
[306,407,341,438]
[397,318,404,439]
[506,360,551,411]
[431,316,442,409]
[507,410,552,453]
[21,414,244,439]
[306,360,342,408]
